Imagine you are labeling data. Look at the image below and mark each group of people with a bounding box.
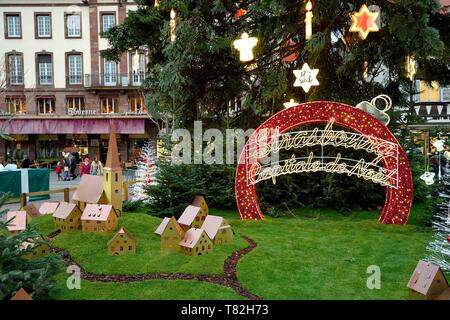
[55,153,103,181]
[430,149,450,178]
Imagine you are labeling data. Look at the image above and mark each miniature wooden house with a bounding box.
[81,204,118,233]
[192,195,208,216]
[154,217,185,251]
[5,211,27,233]
[52,202,83,232]
[201,215,233,245]
[179,228,213,256]
[108,227,137,255]
[72,174,107,212]
[72,126,123,216]
[407,260,449,300]
[178,205,208,231]
[21,204,41,220]
[39,202,60,215]
[10,288,32,300]
[21,236,50,259]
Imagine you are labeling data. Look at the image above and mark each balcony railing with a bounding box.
[411,101,450,123]
[83,72,146,88]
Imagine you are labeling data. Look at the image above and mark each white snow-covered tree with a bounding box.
[425,190,450,272]
[130,141,159,202]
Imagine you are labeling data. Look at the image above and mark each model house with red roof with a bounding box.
[108,227,137,255]
[192,195,208,216]
[154,216,185,251]
[21,236,50,259]
[72,125,123,216]
[178,205,207,231]
[6,211,27,233]
[407,260,449,300]
[21,204,41,220]
[53,202,83,232]
[10,288,32,300]
[39,202,60,215]
[179,228,213,256]
[201,215,233,245]
[81,204,118,232]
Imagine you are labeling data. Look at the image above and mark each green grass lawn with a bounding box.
[31,204,433,300]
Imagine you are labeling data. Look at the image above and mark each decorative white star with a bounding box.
[293,63,319,93]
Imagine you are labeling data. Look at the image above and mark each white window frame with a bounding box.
[8,54,23,85]
[66,96,85,113]
[68,54,83,85]
[128,95,146,114]
[66,13,81,37]
[102,14,116,33]
[132,53,146,86]
[103,60,117,86]
[37,97,55,114]
[100,96,119,114]
[37,14,51,38]
[7,96,26,114]
[6,14,21,38]
[38,54,53,85]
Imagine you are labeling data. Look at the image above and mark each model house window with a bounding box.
[7,53,23,85]
[6,14,21,38]
[66,13,81,37]
[36,14,51,38]
[100,96,119,113]
[128,95,146,113]
[103,60,117,85]
[37,54,53,85]
[37,97,55,114]
[101,13,116,33]
[66,96,85,113]
[68,54,83,85]
[419,81,440,102]
[6,96,26,114]
[131,53,146,85]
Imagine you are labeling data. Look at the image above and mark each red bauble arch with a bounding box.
[235,101,414,224]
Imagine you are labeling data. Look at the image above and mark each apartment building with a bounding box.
[0,0,156,164]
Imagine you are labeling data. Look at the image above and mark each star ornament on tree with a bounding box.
[350,4,379,40]
[293,63,319,93]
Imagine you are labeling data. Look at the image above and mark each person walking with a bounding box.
[63,154,72,181]
[90,157,103,175]
[55,159,63,181]
[69,153,77,180]
[80,157,91,176]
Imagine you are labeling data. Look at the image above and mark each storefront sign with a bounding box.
[68,109,98,116]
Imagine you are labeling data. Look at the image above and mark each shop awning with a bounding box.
[0,118,146,134]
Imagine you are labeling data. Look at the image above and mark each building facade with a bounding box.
[0,0,157,165]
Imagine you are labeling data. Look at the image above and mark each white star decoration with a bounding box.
[293,63,319,93]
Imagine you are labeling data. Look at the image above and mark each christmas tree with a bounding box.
[425,185,450,272]
[130,141,159,202]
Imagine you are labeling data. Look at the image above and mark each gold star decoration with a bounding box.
[293,63,319,93]
[350,4,379,40]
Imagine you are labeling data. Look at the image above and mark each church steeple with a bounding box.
[103,123,122,216]
[105,124,120,170]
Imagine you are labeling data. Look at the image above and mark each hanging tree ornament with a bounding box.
[293,63,319,93]
[235,8,248,20]
[283,99,300,108]
[305,1,313,40]
[169,9,176,42]
[154,0,160,9]
[355,94,392,126]
[420,172,436,185]
[233,32,258,62]
[350,4,379,40]
[406,55,417,81]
